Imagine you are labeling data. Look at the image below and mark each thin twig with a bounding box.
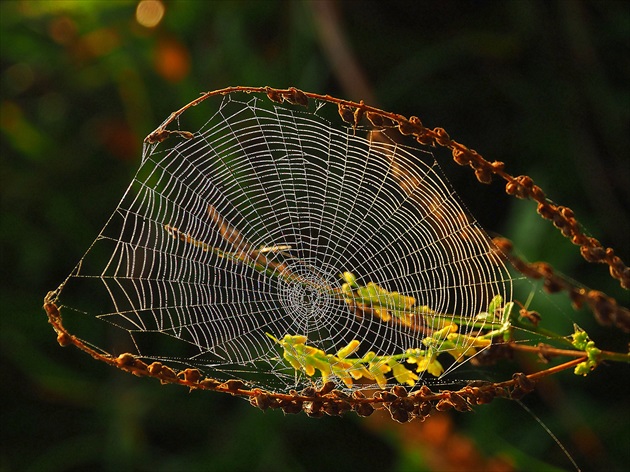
[508,342,629,363]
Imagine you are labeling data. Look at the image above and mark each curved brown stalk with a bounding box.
[145,86,630,291]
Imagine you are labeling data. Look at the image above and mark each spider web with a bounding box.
[55,93,514,393]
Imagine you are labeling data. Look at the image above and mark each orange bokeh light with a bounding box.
[136,0,165,28]
[155,38,191,83]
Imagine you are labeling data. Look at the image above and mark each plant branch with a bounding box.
[508,342,629,363]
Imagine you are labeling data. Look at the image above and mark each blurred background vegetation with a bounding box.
[1,1,628,471]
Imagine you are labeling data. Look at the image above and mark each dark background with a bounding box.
[1,1,629,471]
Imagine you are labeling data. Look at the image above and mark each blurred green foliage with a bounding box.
[1,1,628,471]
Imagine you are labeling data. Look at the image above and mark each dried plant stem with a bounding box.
[145,86,630,291]
[493,236,629,332]
[43,291,611,423]
[509,342,629,364]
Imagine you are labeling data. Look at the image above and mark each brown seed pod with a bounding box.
[373,390,396,402]
[581,244,606,263]
[435,398,454,411]
[284,87,308,107]
[389,404,410,423]
[318,381,336,395]
[147,362,164,375]
[303,400,324,417]
[145,129,170,144]
[491,161,505,172]
[413,402,431,419]
[409,116,423,127]
[323,401,342,416]
[419,401,433,416]
[56,332,72,347]
[300,386,316,397]
[397,119,416,136]
[280,400,303,415]
[512,373,535,392]
[392,385,408,397]
[198,378,220,389]
[353,402,375,417]
[178,368,202,383]
[130,359,148,375]
[250,393,271,411]
[332,390,350,400]
[116,353,136,367]
[475,167,493,184]
[224,379,245,392]
[158,365,177,382]
[475,389,495,405]
[338,104,355,124]
[43,299,60,318]
[452,148,471,166]
[265,87,284,103]
[450,393,471,412]
[366,111,385,127]
[433,127,450,145]
[353,104,365,126]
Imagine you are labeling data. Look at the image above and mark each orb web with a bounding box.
[54,92,514,393]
